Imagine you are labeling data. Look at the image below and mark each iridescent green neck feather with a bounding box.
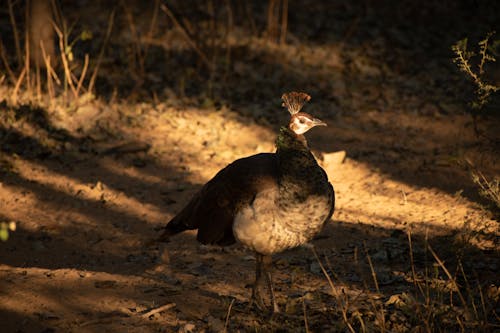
[275,127,308,152]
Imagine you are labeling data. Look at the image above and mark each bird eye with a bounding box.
[299,118,305,124]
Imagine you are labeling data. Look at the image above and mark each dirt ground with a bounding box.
[0,1,499,332]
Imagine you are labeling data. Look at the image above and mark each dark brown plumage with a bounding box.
[158,92,335,312]
[159,153,279,246]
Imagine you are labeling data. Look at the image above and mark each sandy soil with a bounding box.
[0,96,498,332]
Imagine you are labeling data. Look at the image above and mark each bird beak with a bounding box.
[312,117,327,127]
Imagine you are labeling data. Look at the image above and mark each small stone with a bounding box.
[309,261,322,275]
[179,323,196,333]
[323,150,346,166]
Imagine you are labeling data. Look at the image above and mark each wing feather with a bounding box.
[160,153,279,245]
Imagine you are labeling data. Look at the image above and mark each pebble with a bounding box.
[309,261,322,275]
[179,323,196,333]
[323,150,347,166]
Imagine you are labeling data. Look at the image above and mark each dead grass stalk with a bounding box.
[88,8,115,94]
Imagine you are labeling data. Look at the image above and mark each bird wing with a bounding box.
[326,182,335,223]
[163,153,279,246]
[319,164,335,224]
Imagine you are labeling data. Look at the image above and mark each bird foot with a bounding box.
[248,289,266,312]
[247,289,280,314]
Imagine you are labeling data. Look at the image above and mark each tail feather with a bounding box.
[157,191,203,242]
[157,217,189,242]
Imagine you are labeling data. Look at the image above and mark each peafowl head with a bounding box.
[281,92,326,135]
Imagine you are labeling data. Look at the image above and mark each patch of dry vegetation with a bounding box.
[452,32,500,216]
[452,32,499,111]
[308,235,498,333]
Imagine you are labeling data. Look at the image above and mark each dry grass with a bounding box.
[311,234,498,333]
[471,171,500,210]
[2,1,116,109]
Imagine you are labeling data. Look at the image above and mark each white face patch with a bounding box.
[290,115,312,135]
[289,114,326,135]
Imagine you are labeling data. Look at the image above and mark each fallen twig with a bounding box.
[223,298,235,333]
[140,302,176,318]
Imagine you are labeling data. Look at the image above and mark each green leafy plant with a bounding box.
[452,32,499,110]
[452,33,499,216]
[0,221,16,241]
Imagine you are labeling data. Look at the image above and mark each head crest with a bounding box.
[281,92,311,115]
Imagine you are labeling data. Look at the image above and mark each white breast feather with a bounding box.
[233,188,331,255]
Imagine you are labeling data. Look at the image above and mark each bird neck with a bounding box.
[275,126,309,152]
[275,127,323,200]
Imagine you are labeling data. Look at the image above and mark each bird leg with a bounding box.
[263,255,280,313]
[250,253,266,310]
[249,253,280,313]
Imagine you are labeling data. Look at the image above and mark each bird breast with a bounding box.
[233,187,331,255]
